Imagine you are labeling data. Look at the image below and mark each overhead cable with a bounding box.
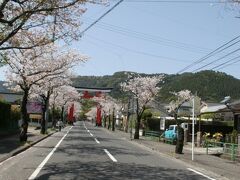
[215,59,240,71]
[192,47,240,72]
[80,0,124,36]
[121,0,229,3]
[86,35,190,62]
[84,19,210,54]
[211,55,240,70]
[177,35,240,74]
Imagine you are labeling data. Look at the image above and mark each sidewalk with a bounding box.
[110,128,240,180]
[0,126,55,163]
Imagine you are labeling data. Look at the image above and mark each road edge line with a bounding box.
[28,126,73,180]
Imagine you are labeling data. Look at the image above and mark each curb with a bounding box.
[0,131,55,164]
[100,127,230,180]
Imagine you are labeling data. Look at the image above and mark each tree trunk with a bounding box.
[112,108,115,131]
[108,109,111,130]
[134,99,143,139]
[125,98,130,133]
[104,115,107,128]
[41,104,46,134]
[20,89,29,142]
[134,115,140,139]
[41,92,50,134]
[175,114,184,154]
[61,106,64,123]
[52,103,56,128]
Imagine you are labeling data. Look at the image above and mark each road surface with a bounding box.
[0,121,218,180]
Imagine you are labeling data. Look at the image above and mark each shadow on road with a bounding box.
[36,160,205,180]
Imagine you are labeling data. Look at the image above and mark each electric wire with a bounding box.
[192,47,240,72]
[215,59,240,71]
[211,55,240,70]
[83,19,210,54]
[121,0,230,3]
[177,35,240,73]
[80,0,124,36]
[86,35,191,63]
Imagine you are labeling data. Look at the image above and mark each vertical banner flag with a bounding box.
[96,104,102,126]
[68,103,74,123]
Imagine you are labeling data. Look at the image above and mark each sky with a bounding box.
[1,0,240,80]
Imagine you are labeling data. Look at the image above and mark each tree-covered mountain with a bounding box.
[72,70,240,103]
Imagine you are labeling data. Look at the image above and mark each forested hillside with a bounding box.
[72,70,240,103]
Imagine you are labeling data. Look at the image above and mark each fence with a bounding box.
[145,130,161,141]
[223,143,239,161]
[205,140,239,162]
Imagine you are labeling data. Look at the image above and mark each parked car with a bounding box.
[164,125,177,140]
[163,123,188,142]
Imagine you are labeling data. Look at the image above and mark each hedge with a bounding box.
[0,101,20,131]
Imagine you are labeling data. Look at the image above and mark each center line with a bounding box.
[28,126,73,180]
[94,138,100,144]
[187,168,216,180]
[104,149,117,162]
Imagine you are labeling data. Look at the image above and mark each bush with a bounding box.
[0,101,20,131]
[0,101,11,128]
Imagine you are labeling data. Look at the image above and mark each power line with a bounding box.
[80,0,124,36]
[83,19,210,54]
[121,0,230,3]
[86,35,191,63]
[215,59,240,71]
[177,35,240,74]
[211,55,240,70]
[192,47,240,72]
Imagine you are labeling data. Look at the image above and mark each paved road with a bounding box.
[0,121,221,180]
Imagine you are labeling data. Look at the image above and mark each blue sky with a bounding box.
[1,0,240,80]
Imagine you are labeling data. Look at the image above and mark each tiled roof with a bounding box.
[0,81,22,103]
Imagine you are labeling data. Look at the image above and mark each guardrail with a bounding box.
[145,130,177,144]
[205,140,239,161]
[145,130,160,141]
[223,143,239,161]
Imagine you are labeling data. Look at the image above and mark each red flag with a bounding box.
[96,105,102,126]
[68,104,74,123]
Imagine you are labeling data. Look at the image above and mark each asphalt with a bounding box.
[0,122,239,180]
[0,126,55,163]
[104,126,240,180]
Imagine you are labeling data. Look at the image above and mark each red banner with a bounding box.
[96,105,102,126]
[68,104,74,123]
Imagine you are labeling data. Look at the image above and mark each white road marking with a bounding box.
[87,130,90,133]
[0,156,13,166]
[104,149,117,162]
[90,133,93,137]
[28,126,73,180]
[83,122,87,130]
[94,138,100,144]
[187,168,216,180]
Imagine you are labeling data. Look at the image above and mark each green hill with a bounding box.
[72,70,240,103]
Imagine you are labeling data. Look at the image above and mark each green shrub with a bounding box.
[0,102,20,131]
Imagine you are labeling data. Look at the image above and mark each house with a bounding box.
[0,81,44,127]
[0,81,22,104]
[200,101,240,143]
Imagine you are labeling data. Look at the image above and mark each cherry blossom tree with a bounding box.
[0,0,107,51]
[85,107,97,122]
[31,74,72,134]
[50,85,81,125]
[167,89,193,154]
[121,75,164,139]
[93,95,120,130]
[4,44,87,141]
